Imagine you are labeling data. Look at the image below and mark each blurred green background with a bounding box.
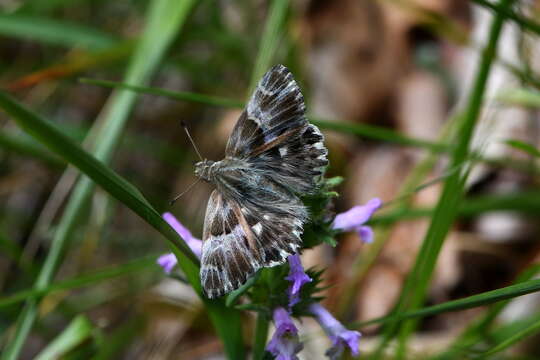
[1,0,540,358]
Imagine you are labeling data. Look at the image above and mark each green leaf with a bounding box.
[0,14,117,49]
[0,92,197,263]
[0,256,157,308]
[226,271,261,307]
[387,1,517,357]
[0,1,213,359]
[234,304,270,313]
[310,118,448,152]
[431,265,540,360]
[472,0,540,36]
[324,176,344,188]
[2,8,248,360]
[504,139,540,158]
[80,78,244,109]
[81,79,451,151]
[497,88,540,107]
[369,191,540,225]
[0,230,32,272]
[0,131,64,167]
[253,313,270,360]
[248,0,290,93]
[91,316,143,360]
[352,278,540,328]
[474,315,540,359]
[34,315,94,360]
[321,235,337,247]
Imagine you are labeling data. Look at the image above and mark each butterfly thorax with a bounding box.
[194,158,247,183]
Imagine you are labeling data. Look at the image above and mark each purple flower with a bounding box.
[266,307,303,360]
[163,212,202,258]
[285,254,312,309]
[157,253,177,274]
[309,303,361,359]
[157,213,202,274]
[332,198,382,243]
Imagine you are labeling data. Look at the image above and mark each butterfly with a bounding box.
[194,64,328,298]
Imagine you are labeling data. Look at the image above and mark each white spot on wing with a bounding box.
[314,142,325,150]
[279,147,288,156]
[252,222,263,236]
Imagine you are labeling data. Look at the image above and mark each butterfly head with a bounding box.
[194,159,216,182]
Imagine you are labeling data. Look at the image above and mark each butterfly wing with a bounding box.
[200,65,328,298]
[200,189,303,298]
[226,64,328,194]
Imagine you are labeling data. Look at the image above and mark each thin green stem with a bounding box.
[352,278,540,328]
[393,1,517,357]
[474,316,540,359]
[248,0,289,93]
[430,265,540,360]
[472,0,540,35]
[79,79,449,151]
[0,256,156,308]
[336,119,455,319]
[79,78,245,109]
[253,314,270,360]
[0,1,197,358]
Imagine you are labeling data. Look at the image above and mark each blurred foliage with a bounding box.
[0,0,540,359]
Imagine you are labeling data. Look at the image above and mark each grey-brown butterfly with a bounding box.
[195,65,328,298]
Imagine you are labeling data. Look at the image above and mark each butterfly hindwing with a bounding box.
[200,190,303,298]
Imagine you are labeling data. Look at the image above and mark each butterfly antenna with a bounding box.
[169,178,201,205]
[181,120,204,161]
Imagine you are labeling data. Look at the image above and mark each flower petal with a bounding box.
[286,254,312,294]
[309,303,362,359]
[266,307,303,360]
[157,253,177,274]
[332,198,382,232]
[162,212,202,258]
[285,254,312,309]
[356,225,374,243]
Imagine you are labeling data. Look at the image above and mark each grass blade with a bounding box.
[8,42,134,91]
[472,0,540,35]
[0,1,202,358]
[497,87,540,107]
[34,315,94,360]
[504,139,540,158]
[91,316,143,360]
[253,313,270,360]
[0,131,64,167]
[352,278,540,328]
[248,0,290,93]
[0,256,157,308]
[0,13,117,49]
[431,265,540,360]
[0,92,197,261]
[474,315,540,359]
[382,1,517,357]
[310,117,448,152]
[80,78,245,108]
[80,79,449,151]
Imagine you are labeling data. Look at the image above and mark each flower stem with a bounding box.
[253,313,270,360]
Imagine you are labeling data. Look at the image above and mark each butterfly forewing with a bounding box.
[200,64,328,298]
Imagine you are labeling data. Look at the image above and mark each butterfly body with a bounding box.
[198,65,328,299]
